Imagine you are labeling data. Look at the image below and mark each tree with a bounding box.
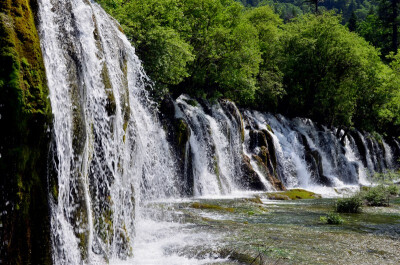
[305,0,324,13]
[357,9,386,50]
[97,0,194,96]
[372,51,400,134]
[378,0,400,54]
[348,11,358,32]
[245,5,284,110]
[279,12,385,129]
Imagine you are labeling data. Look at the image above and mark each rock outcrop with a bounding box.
[0,0,52,264]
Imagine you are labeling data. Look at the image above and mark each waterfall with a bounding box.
[175,95,250,196]
[37,0,399,263]
[382,139,394,169]
[241,111,396,189]
[38,0,178,263]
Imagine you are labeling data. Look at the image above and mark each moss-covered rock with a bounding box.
[253,154,285,191]
[190,202,235,212]
[240,154,265,191]
[220,99,245,142]
[0,0,52,264]
[265,189,322,200]
[261,129,278,170]
[249,130,268,151]
[246,128,285,190]
[159,95,194,195]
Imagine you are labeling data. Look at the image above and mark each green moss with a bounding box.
[183,98,198,107]
[101,63,117,117]
[174,118,190,146]
[0,0,52,264]
[266,189,321,200]
[212,155,220,176]
[191,202,235,212]
[238,112,245,143]
[51,183,58,200]
[371,132,383,145]
[266,123,273,133]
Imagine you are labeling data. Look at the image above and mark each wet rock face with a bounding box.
[350,130,368,167]
[301,134,333,186]
[253,154,286,191]
[387,137,400,168]
[247,129,285,190]
[241,155,265,191]
[220,99,245,142]
[160,94,176,119]
[160,95,193,196]
[249,130,268,151]
[0,0,52,264]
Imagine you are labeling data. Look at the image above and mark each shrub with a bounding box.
[363,185,390,206]
[387,185,400,196]
[320,212,344,225]
[336,196,363,213]
[372,171,400,184]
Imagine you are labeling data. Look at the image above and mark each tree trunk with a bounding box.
[392,0,399,53]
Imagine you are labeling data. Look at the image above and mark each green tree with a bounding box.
[378,0,400,54]
[98,0,194,95]
[373,51,400,133]
[348,10,358,31]
[279,12,385,129]
[174,0,262,103]
[358,10,386,50]
[245,5,284,110]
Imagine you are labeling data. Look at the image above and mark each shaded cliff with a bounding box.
[0,0,52,264]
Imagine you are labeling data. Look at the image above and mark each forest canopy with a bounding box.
[97,0,400,136]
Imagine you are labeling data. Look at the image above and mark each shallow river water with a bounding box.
[109,193,400,265]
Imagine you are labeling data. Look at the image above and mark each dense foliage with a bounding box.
[97,0,400,135]
[240,0,375,22]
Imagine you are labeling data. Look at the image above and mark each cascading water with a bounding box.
[37,0,399,263]
[38,0,179,263]
[242,110,397,191]
[174,95,250,196]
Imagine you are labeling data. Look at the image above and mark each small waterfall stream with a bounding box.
[37,0,399,264]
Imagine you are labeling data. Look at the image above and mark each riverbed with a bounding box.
[124,193,400,265]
